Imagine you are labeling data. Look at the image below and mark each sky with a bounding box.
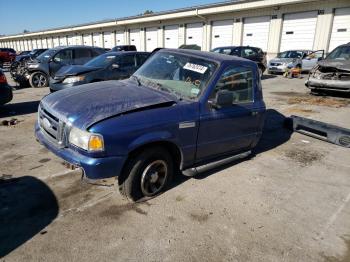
[0,0,223,35]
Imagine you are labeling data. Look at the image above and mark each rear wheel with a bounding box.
[118,147,174,201]
[29,72,49,88]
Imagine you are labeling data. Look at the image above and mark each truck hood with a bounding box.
[40,80,177,130]
[317,59,350,72]
[55,65,101,78]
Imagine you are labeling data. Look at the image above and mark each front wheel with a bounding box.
[118,147,174,201]
[29,72,49,88]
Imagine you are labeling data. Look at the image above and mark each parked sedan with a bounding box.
[26,46,106,88]
[50,51,150,92]
[268,50,324,73]
[211,46,267,77]
[0,69,13,106]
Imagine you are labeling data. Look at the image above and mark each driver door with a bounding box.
[196,65,262,161]
[49,49,73,77]
[302,50,324,71]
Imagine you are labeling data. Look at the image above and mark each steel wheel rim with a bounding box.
[33,73,46,87]
[141,160,168,196]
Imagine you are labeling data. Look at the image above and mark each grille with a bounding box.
[38,105,67,147]
[270,62,282,66]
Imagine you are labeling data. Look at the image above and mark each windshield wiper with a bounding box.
[155,82,184,101]
[131,75,142,86]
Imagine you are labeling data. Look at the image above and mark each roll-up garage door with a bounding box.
[59,36,67,46]
[146,27,158,52]
[116,31,125,45]
[164,25,179,48]
[74,35,81,45]
[243,16,270,51]
[103,32,113,49]
[67,35,74,46]
[329,8,350,52]
[280,11,317,51]
[32,39,37,49]
[37,39,43,49]
[53,37,60,47]
[47,38,53,48]
[93,33,103,47]
[211,20,233,49]
[42,39,48,48]
[186,23,203,49]
[130,29,141,51]
[83,34,92,46]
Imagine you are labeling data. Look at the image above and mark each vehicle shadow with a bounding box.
[0,100,40,118]
[0,176,58,258]
[261,74,277,80]
[170,109,292,186]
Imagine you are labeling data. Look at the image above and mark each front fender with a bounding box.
[128,130,177,152]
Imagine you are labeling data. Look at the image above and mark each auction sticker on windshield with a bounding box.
[183,63,208,74]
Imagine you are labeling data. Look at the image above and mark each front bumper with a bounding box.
[305,78,350,93]
[268,65,287,73]
[35,123,126,179]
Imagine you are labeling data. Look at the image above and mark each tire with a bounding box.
[118,147,174,201]
[29,71,49,88]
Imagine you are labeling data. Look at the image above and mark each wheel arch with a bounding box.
[119,140,183,183]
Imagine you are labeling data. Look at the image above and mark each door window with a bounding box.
[242,47,258,58]
[117,55,135,67]
[136,54,149,66]
[211,66,254,104]
[74,48,92,64]
[53,49,73,64]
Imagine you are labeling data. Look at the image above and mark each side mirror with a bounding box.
[209,90,233,109]
[111,64,120,69]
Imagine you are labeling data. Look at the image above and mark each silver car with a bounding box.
[268,50,324,73]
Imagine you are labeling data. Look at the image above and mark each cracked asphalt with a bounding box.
[1,72,350,261]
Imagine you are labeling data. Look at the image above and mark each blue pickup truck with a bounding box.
[35,49,266,201]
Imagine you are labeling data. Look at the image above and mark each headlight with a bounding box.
[28,64,39,68]
[63,75,85,84]
[69,126,104,152]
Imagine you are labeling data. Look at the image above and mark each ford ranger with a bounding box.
[35,49,266,201]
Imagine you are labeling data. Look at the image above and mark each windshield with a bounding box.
[36,49,57,61]
[327,45,350,60]
[277,51,304,59]
[134,51,217,100]
[85,53,116,67]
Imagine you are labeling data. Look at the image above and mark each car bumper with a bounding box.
[305,78,350,93]
[0,84,13,105]
[268,65,287,73]
[35,123,126,179]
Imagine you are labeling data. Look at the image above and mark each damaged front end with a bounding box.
[306,64,350,92]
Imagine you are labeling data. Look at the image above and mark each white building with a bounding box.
[1,0,349,59]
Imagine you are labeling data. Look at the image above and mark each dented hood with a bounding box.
[41,80,176,130]
[317,59,350,72]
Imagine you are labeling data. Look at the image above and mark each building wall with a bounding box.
[1,0,349,60]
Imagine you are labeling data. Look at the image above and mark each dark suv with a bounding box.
[26,46,105,87]
[50,51,150,92]
[211,46,267,77]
